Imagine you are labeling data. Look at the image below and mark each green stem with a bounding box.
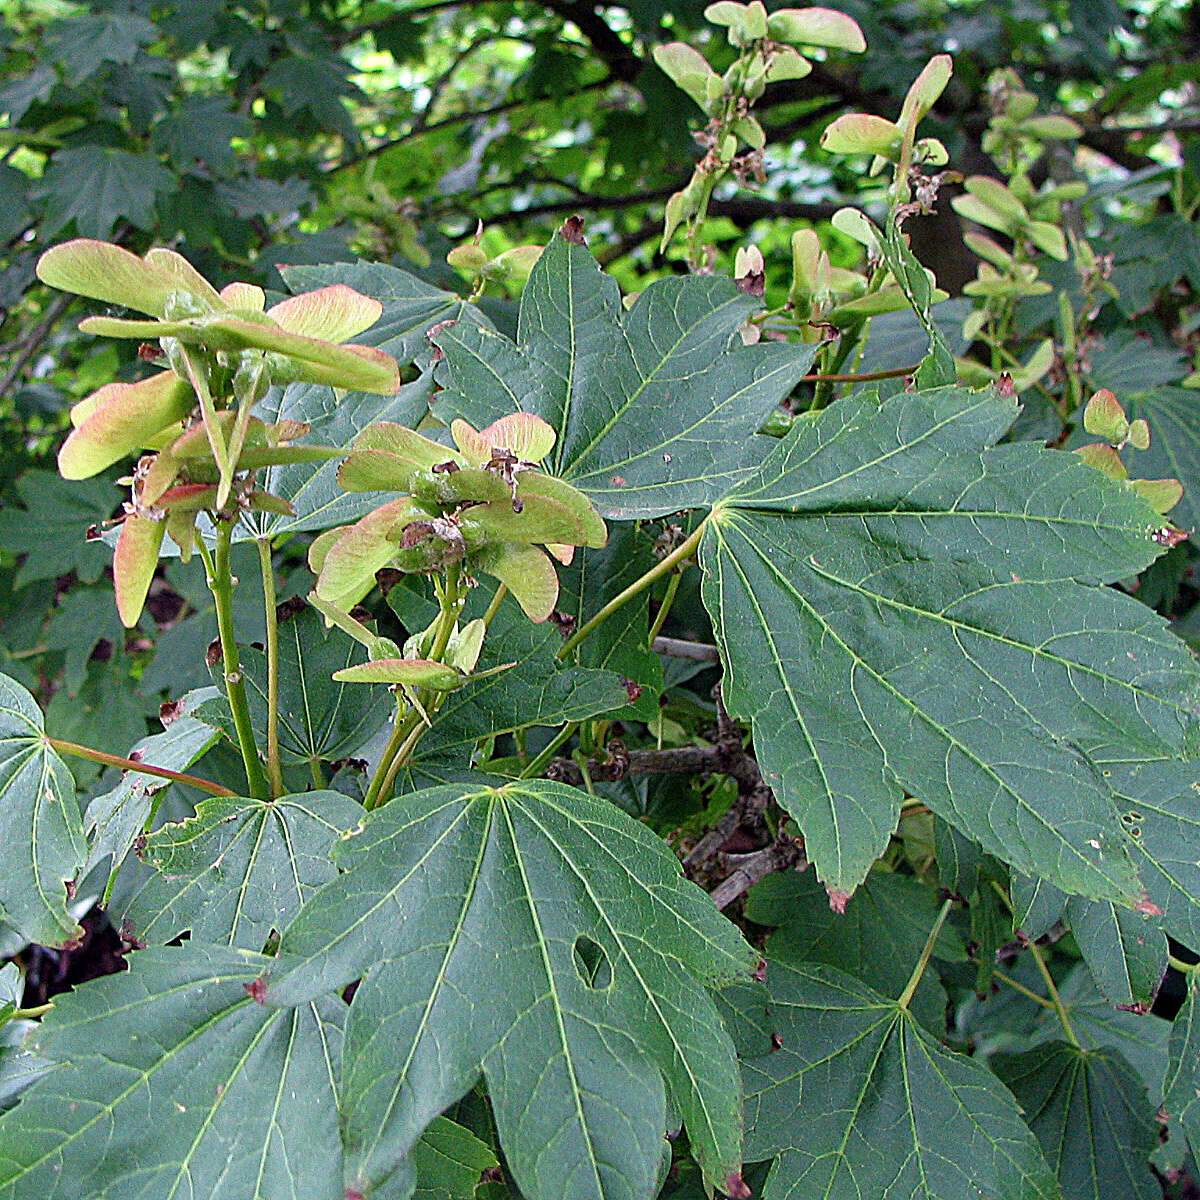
[428,561,464,661]
[1027,938,1080,1048]
[10,1003,52,1020]
[686,172,720,272]
[256,538,284,799]
[372,716,429,804]
[362,703,422,812]
[482,583,508,629]
[179,347,231,498]
[45,737,235,797]
[362,562,465,810]
[558,518,709,661]
[1169,954,1200,975]
[520,721,580,780]
[897,897,954,1010]
[202,525,269,800]
[647,571,682,646]
[992,968,1059,1012]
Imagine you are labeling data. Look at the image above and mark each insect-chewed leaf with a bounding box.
[431,236,816,518]
[702,384,1199,902]
[742,959,1059,1200]
[121,790,362,949]
[261,778,755,1200]
[0,946,344,1199]
[1082,747,1200,952]
[0,673,86,947]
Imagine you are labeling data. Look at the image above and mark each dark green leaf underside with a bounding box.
[265,778,753,1200]
[742,959,1059,1200]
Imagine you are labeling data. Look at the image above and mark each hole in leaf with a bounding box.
[573,935,612,989]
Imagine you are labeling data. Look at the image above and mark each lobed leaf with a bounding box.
[742,959,1059,1200]
[0,673,86,947]
[0,946,344,1199]
[994,1040,1160,1200]
[432,236,817,519]
[262,778,755,1200]
[121,790,362,949]
[702,385,1195,901]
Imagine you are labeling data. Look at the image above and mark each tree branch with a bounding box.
[0,294,71,409]
[331,74,615,172]
[709,839,805,910]
[651,636,720,663]
[538,1,641,81]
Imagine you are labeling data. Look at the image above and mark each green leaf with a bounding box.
[0,471,115,588]
[35,148,174,239]
[150,96,252,174]
[556,526,665,721]
[0,672,85,947]
[0,946,344,1199]
[1036,965,1172,1098]
[744,868,960,1028]
[263,778,755,1200]
[212,603,389,764]
[412,1116,498,1200]
[1083,749,1200,948]
[432,237,817,519]
[121,790,362,949]
[994,1040,1160,1200]
[1164,974,1200,1166]
[1012,874,1167,1009]
[1065,899,1166,1010]
[742,959,1059,1200]
[702,385,1195,902]
[41,588,125,696]
[261,54,363,140]
[0,166,32,245]
[46,12,159,80]
[878,217,955,386]
[82,697,224,882]
[0,967,20,1028]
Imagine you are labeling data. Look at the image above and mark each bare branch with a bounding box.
[651,636,721,663]
[0,294,71,409]
[710,839,806,910]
